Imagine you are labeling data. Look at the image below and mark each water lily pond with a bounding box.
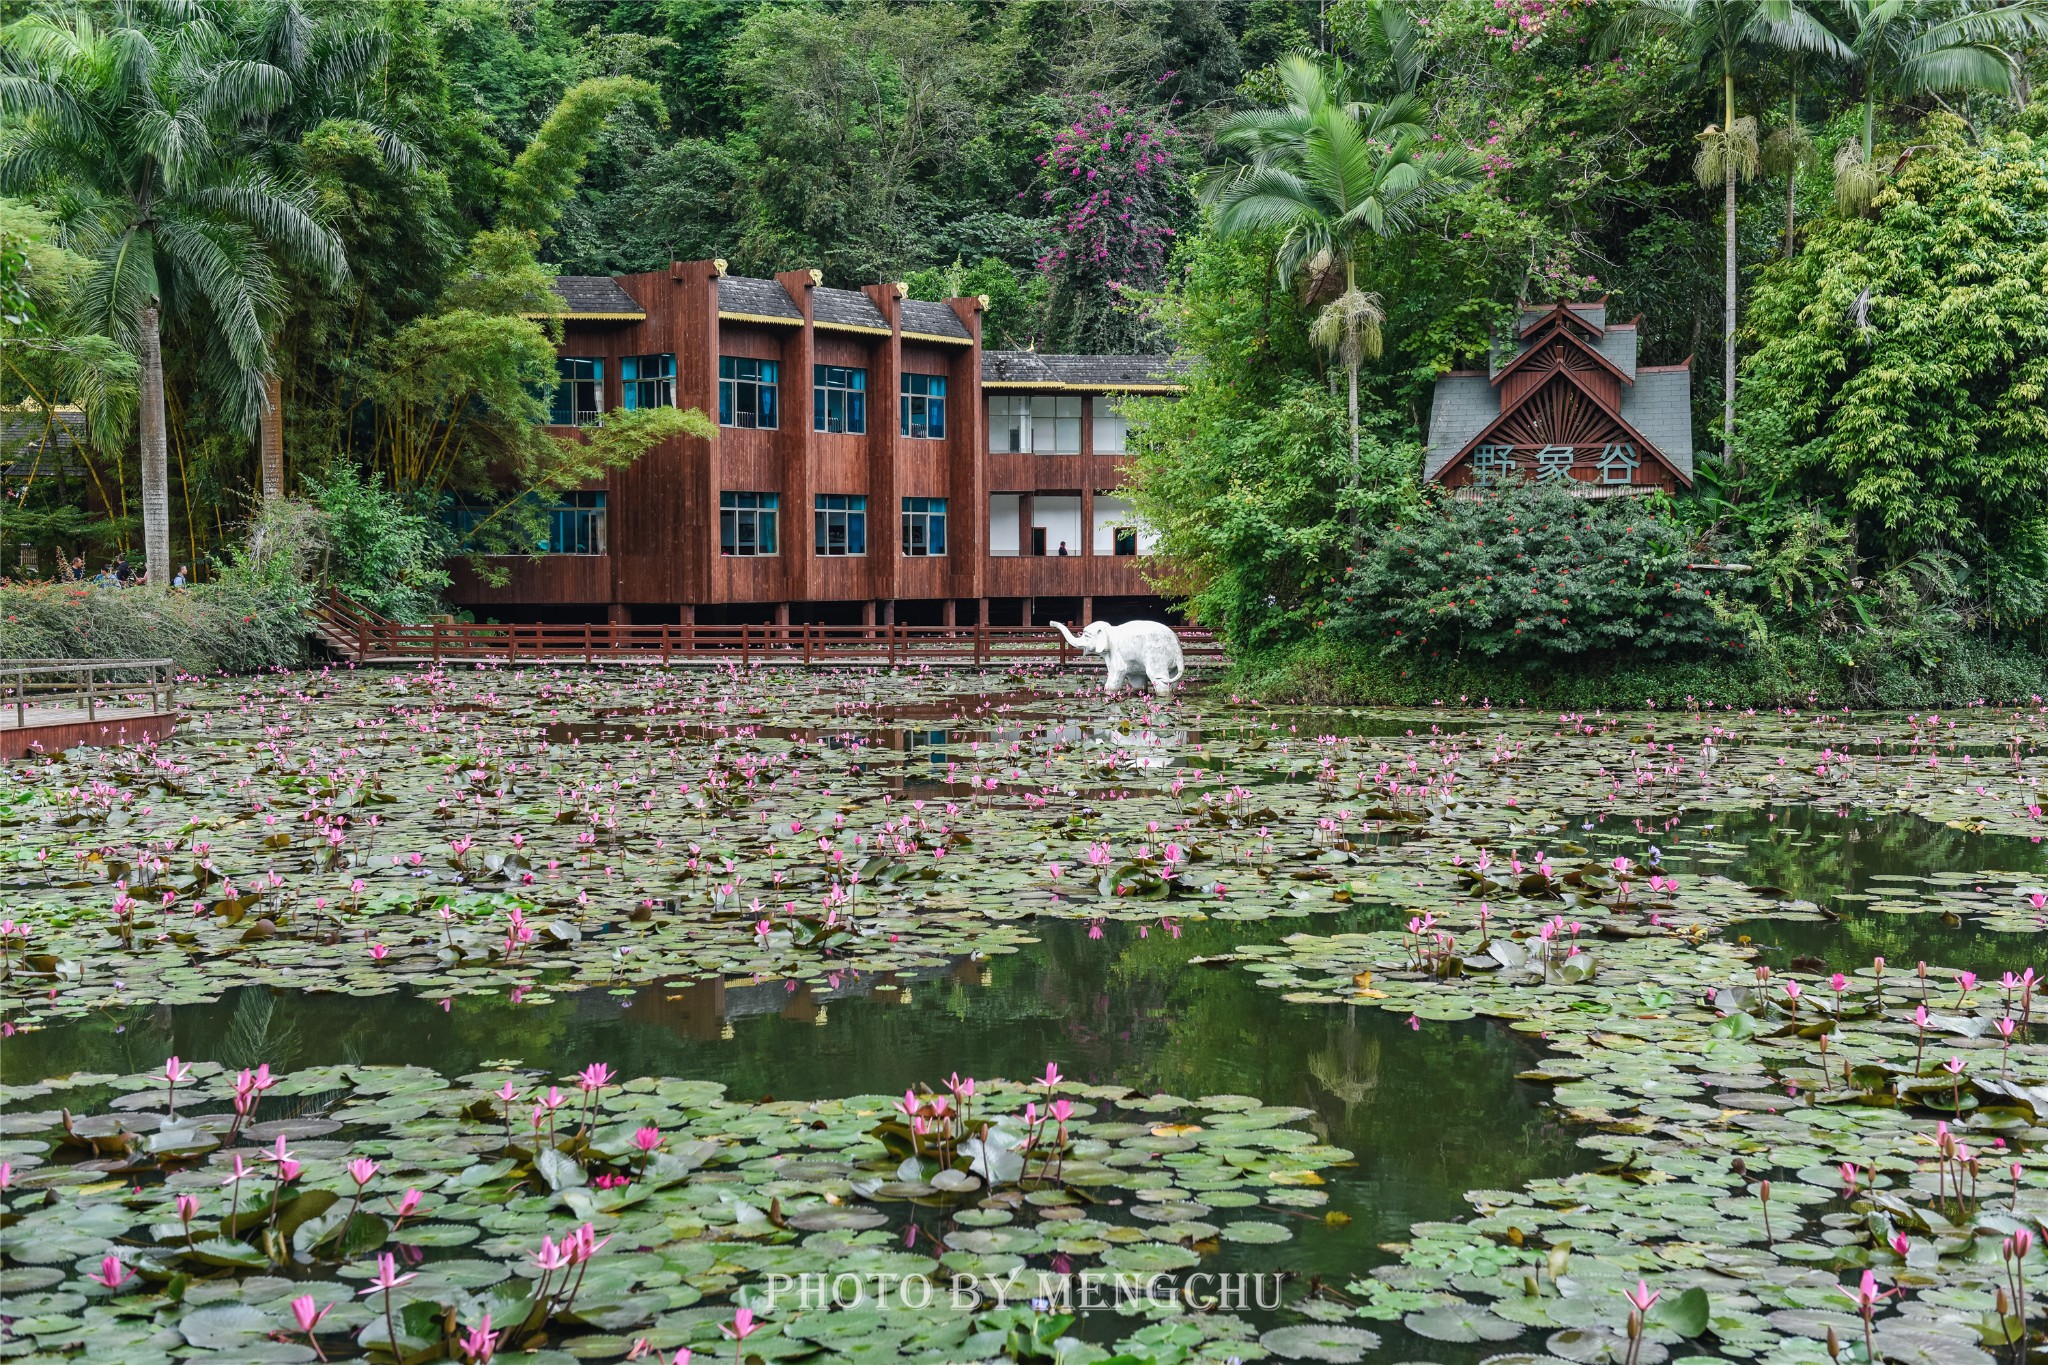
[6,672,2048,1365]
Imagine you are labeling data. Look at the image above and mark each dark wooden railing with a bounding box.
[312,589,1223,668]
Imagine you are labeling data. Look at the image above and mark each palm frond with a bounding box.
[196,57,291,120]
[153,210,277,376]
[67,224,158,353]
[190,175,348,284]
[1899,42,2015,94]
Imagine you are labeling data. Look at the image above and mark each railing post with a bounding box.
[662,625,672,665]
[742,622,751,664]
[584,624,593,664]
[86,663,96,721]
[15,668,24,727]
[357,618,367,663]
[803,623,813,666]
[432,619,442,666]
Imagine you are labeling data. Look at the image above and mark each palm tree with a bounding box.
[0,2,347,580]
[1832,0,2048,215]
[1202,54,1478,480]
[1761,69,1819,258]
[233,0,411,499]
[1598,1,1845,473]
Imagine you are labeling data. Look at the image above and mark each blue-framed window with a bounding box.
[813,365,866,434]
[901,373,946,439]
[901,497,946,556]
[622,354,674,410]
[446,492,606,555]
[545,491,607,554]
[813,494,867,556]
[550,357,603,426]
[720,492,779,557]
[718,356,779,429]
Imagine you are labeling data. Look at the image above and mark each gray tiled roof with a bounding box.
[900,299,972,341]
[983,352,1180,388]
[1619,367,1694,482]
[1517,300,1606,334]
[549,276,643,315]
[1423,374,1498,480]
[1493,309,1634,379]
[812,286,890,331]
[1,409,86,477]
[981,351,1059,384]
[1595,325,1638,380]
[717,274,802,320]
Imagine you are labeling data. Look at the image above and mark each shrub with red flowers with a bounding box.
[1032,94,1189,353]
[1332,480,1733,663]
[0,579,308,674]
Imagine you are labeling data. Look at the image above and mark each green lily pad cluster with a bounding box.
[0,1060,1349,1363]
[15,673,2048,1361]
[1224,884,2048,1362]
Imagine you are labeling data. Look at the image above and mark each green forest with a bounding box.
[3,0,2048,703]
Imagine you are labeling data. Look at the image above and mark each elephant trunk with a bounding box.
[1051,620,1087,649]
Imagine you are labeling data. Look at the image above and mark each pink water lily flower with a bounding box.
[290,1294,333,1358]
[358,1252,418,1295]
[1624,1279,1659,1314]
[87,1254,130,1289]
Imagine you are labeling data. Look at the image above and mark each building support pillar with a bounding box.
[1081,594,1093,624]
[774,602,789,626]
[681,604,695,626]
[862,599,876,632]
[943,599,956,627]
[1022,596,1035,628]
[977,597,988,627]
[607,603,628,625]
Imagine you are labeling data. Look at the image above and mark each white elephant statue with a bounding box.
[1051,620,1185,696]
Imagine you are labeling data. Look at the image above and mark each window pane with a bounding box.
[1094,406,1126,454]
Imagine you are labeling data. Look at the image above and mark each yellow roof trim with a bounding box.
[813,321,892,337]
[983,380,1181,393]
[524,310,646,321]
[718,311,803,327]
[901,330,972,346]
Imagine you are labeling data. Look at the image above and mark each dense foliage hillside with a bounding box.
[1,0,2045,701]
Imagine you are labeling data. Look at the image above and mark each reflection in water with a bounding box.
[1579,804,2048,978]
[4,917,1583,1295]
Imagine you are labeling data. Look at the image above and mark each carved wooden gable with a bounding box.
[1428,299,1692,494]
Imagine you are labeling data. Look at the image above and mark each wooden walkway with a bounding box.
[0,658,179,759]
[311,592,1225,671]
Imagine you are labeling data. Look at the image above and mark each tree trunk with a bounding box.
[1722,70,1738,473]
[258,370,284,500]
[1783,170,1796,259]
[1344,256,1360,484]
[1783,86,1799,260]
[1347,362,1359,480]
[138,303,172,585]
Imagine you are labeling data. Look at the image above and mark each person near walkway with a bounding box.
[172,565,188,588]
[1056,541,1070,556]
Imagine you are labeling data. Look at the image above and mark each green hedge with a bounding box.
[1232,635,2048,711]
[0,581,310,675]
